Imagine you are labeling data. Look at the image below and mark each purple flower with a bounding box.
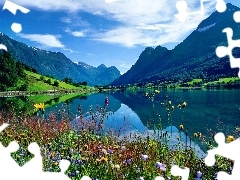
[197,171,202,178]
[214,173,218,179]
[123,158,132,164]
[155,162,166,171]
[107,149,113,154]
[141,154,148,161]
[121,146,126,151]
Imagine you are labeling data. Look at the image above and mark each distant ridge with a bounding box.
[0,32,121,86]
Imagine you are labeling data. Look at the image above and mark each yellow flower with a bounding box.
[101,157,108,162]
[39,103,45,109]
[34,103,45,109]
[34,104,40,109]
[226,135,234,143]
[171,106,174,111]
[54,162,58,166]
[154,90,160,93]
[182,102,187,108]
[199,132,202,138]
[180,124,184,130]
[194,133,198,138]
[177,104,181,108]
[7,133,13,137]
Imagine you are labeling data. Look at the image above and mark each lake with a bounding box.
[1,88,240,155]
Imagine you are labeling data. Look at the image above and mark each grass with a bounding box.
[6,70,88,92]
[25,70,84,90]
[0,96,236,179]
[186,79,202,85]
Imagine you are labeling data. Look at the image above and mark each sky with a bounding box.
[0,0,239,75]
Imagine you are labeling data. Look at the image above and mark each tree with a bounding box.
[0,51,18,91]
[81,81,87,86]
[53,80,59,87]
[46,78,52,85]
[18,83,28,91]
[40,75,44,81]
[63,77,73,85]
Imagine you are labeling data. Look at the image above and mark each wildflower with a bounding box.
[228,167,232,174]
[141,154,148,161]
[107,149,113,154]
[102,149,108,155]
[155,162,166,171]
[227,135,234,143]
[34,103,45,110]
[96,158,101,162]
[136,168,140,173]
[199,132,202,138]
[168,101,171,105]
[194,133,198,138]
[180,124,184,130]
[196,171,202,179]
[139,177,144,180]
[114,164,120,170]
[121,146,126,151]
[145,93,148,96]
[101,157,108,162]
[155,90,160,93]
[53,162,58,166]
[171,106,174,111]
[7,133,13,137]
[123,158,132,164]
[182,102,187,108]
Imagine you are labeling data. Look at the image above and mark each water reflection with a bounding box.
[70,102,206,158]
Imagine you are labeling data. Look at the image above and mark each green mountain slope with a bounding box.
[0,33,120,86]
[111,3,239,86]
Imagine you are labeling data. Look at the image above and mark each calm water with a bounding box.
[1,88,240,155]
[40,88,240,136]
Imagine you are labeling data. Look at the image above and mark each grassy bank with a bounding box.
[6,70,95,93]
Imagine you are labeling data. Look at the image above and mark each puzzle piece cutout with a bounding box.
[204,132,240,180]
[2,0,30,33]
[216,28,240,78]
[175,0,227,22]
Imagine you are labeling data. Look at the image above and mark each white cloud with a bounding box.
[65,28,87,37]
[60,17,71,23]
[18,33,64,48]
[64,48,78,53]
[105,0,118,3]
[13,0,217,48]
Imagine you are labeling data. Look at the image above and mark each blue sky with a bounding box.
[0,0,239,74]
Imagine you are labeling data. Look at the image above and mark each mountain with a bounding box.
[0,33,121,86]
[111,3,239,86]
